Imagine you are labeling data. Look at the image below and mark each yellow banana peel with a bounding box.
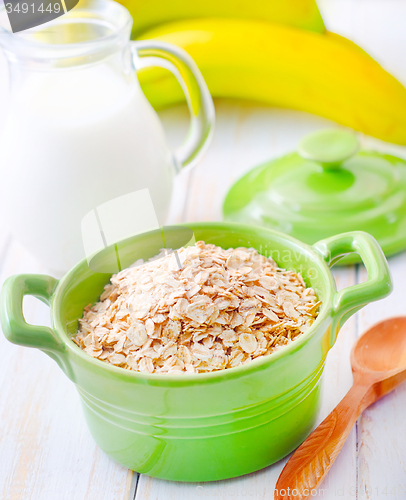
[137,19,406,145]
[118,0,325,36]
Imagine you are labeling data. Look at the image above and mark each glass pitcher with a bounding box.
[0,0,214,275]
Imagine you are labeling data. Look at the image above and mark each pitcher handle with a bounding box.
[312,231,392,342]
[130,40,215,172]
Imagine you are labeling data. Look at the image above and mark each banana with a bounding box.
[136,19,406,145]
[117,0,324,36]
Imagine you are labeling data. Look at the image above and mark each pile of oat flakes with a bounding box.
[74,241,321,374]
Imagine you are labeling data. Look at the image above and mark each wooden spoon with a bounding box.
[275,317,406,500]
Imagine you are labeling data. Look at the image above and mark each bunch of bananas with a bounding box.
[119,0,406,145]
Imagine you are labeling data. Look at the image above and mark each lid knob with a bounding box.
[298,129,360,170]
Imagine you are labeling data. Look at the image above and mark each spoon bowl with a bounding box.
[352,317,406,374]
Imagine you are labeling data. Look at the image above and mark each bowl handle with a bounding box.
[0,274,72,376]
[312,231,393,337]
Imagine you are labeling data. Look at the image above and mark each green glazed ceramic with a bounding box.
[0,223,392,482]
[223,129,406,263]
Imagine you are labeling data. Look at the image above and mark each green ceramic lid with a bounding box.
[223,129,406,261]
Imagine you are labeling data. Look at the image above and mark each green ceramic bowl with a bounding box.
[0,223,392,482]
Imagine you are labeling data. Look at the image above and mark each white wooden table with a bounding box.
[1,1,406,499]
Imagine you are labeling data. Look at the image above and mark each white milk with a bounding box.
[0,63,175,274]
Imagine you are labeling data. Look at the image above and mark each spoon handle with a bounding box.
[274,383,372,500]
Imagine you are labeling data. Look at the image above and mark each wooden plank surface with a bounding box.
[0,1,406,499]
[0,240,135,500]
[357,255,406,499]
